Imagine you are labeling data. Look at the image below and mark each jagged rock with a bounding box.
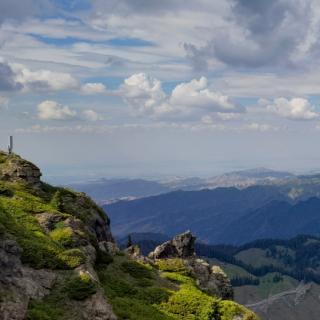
[186,259,233,300]
[0,152,42,186]
[148,230,196,259]
[149,231,234,300]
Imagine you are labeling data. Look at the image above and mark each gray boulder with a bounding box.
[148,230,196,259]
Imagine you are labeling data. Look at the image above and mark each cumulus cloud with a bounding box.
[170,77,240,112]
[81,83,107,94]
[0,58,78,93]
[119,73,243,121]
[37,100,77,120]
[82,109,103,121]
[119,73,166,115]
[264,97,319,120]
[13,64,78,92]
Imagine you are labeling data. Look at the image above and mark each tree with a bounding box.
[126,234,133,248]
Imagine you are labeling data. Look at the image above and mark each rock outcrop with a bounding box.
[148,230,196,259]
[148,231,234,300]
[186,259,233,299]
[0,152,42,186]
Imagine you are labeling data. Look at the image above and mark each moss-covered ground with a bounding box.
[0,181,89,269]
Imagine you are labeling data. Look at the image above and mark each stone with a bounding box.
[0,238,57,320]
[80,290,117,320]
[0,153,42,186]
[186,259,233,300]
[148,231,196,259]
[148,231,233,300]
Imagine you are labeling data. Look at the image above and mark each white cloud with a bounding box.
[170,77,241,112]
[119,73,242,121]
[81,82,107,94]
[265,97,319,120]
[119,73,166,115]
[12,64,78,92]
[37,100,77,120]
[82,109,103,121]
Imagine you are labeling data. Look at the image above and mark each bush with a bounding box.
[120,261,154,279]
[65,274,97,300]
[96,249,114,266]
[57,249,86,269]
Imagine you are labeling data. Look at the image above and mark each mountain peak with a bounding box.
[0,151,42,186]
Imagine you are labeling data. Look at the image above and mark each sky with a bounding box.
[1,0,320,182]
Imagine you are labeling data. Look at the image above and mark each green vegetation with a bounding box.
[98,255,258,320]
[0,182,88,269]
[156,258,191,275]
[159,270,256,320]
[64,274,97,300]
[49,227,74,247]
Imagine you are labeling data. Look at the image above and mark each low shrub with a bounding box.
[65,274,97,300]
[95,249,114,266]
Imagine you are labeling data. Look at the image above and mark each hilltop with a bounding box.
[0,151,257,320]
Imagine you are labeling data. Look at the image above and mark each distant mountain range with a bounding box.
[105,185,288,243]
[69,167,296,202]
[70,167,320,245]
[105,183,320,244]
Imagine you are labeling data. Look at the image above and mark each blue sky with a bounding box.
[1,0,320,182]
